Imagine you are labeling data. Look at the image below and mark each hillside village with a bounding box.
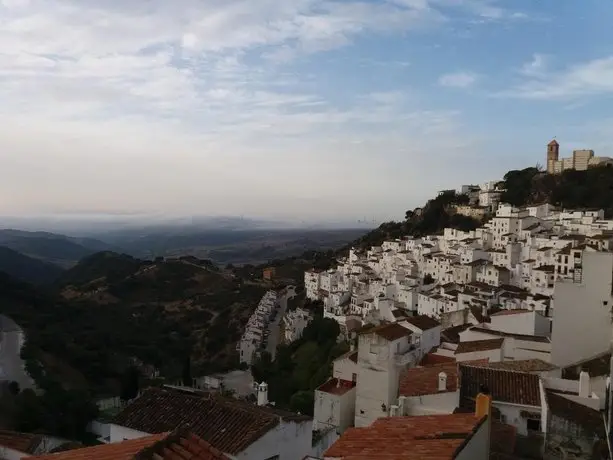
[3,145,613,459]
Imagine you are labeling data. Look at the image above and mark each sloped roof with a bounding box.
[112,388,309,455]
[399,362,459,397]
[459,364,541,407]
[486,359,557,373]
[455,338,504,354]
[363,323,411,341]
[29,434,168,460]
[404,315,441,331]
[0,430,43,454]
[324,414,486,460]
[30,431,229,460]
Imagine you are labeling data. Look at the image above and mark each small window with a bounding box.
[527,419,541,432]
[352,373,357,383]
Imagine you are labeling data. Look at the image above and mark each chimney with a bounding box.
[475,385,492,418]
[438,372,447,392]
[389,405,399,417]
[475,385,492,460]
[579,371,591,398]
[257,382,268,406]
[398,396,407,416]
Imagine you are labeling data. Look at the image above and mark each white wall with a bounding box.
[236,420,313,460]
[490,312,549,337]
[109,424,150,443]
[402,391,459,416]
[455,418,490,460]
[551,252,613,367]
[494,402,541,436]
[455,347,503,363]
[0,447,27,460]
[313,388,356,434]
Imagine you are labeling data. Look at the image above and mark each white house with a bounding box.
[354,323,421,427]
[396,361,461,416]
[551,251,613,368]
[108,386,313,460]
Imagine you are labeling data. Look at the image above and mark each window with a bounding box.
[527,419,541,432]
[352,373,357,383]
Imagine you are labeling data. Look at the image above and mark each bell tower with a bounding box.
[547,139,559,174]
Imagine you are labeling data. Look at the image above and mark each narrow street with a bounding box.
[266,286,295,360]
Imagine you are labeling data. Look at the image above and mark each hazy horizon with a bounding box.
[1,1,612,221]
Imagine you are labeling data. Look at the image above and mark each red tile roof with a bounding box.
[29,433,168,460]
[399,362,459,397]
[455,338,504,354]
[112,388,309,455]
[324,414,486,459]
[317,378,356,396]
[0,430,43,454]
[459,364,541,407]
[419,352,456,366]
[363,323,411,341]
[30,431,229,460]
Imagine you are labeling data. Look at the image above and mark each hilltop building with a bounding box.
[546,139,613,174]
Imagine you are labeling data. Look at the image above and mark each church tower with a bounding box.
[547,139,559,174]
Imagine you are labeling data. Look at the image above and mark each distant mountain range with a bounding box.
[0,229,118,269]
[0,226,368,285]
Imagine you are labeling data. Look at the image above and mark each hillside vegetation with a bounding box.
[0,246,64,285]
[0,253,273,396]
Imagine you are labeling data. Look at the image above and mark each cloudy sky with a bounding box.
[1,0,612,224]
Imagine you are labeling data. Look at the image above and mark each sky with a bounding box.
[1,0,613,226]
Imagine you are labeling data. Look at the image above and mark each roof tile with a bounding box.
[324,414,486,459]
[459,364,541,407]
[112,388,309,455]
[404,315,441,331]
[455,338,504,354]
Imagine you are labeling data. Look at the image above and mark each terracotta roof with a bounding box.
[0,430,43,454]
[419,352,456,366]
[490,309,531,317]
[455,338,504,354]
[399,362,459,396]
[112,388,309,455]
[31,431,229,460]
[324,414,487,460]
[404,315,441,331]
[29,433,168,460]
[548,139,558,146]
[487,359,557,373]
[459,364,541,407]
[317,378,356,396]
[134,430,230,459]
[363,323,411,341]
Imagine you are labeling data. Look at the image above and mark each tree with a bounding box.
[8,381,20,396]
[120,366,140,402]
[182,354,192,387]
[290,391,314,415]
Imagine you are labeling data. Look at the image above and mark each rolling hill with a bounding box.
[0,229,117,268]
[0,246,64,285]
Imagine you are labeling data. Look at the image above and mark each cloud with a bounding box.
[504,55,613,100]
[0,0,499,222]
[438,71,478,88]
[519,53,547,78]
